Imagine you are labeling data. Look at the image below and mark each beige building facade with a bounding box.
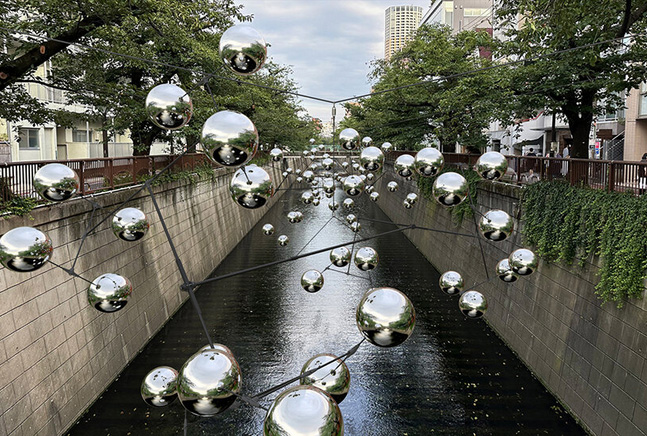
[385,5,424,60]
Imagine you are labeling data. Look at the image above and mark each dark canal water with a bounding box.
[68,183,586,436]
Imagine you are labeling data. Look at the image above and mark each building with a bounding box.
[384,5,424,60]
[420,0,493,34]
[622,84,647,161]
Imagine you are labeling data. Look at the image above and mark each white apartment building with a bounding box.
[385,5,424,60]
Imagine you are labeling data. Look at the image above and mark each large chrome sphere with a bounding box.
[201,110,258,167]
[387,181,399,192]
[112,207,150,242]
[345,214,357,224]
[394,154,415,178]
[303,170,315,182]
[270,148,284,162]
[219,25,267,75]
[33,163,80,201]
[339,128,360,151]
[356,287,416,347]
[432,172,468,206]
[369,192,380,202]
[323,178,335,194]
[439,271,464,296]
[496,258,518,283]
[322,158,334,171]
[475,151,508,181]
[230,166,273,209]
[301,191,314,205]
[405,193,418,204]
[361,136,373,148]
[300,354,351,404]
[479,209,514,241]
[508,248,538,276]
[360,147,384,171]
[0,227,53,272]
[414,147,444,177]
[141,366,178,407]
[198,343,234,355]
[354,247,378,271]
[177,349,242,416]
[458,290,488,318]
[343,175,365,197]
[301,270,324,293]
[381,142,393,152]
[145,84,192,130]
[328,201,339,211]
[350,222,361,233]
[330,247,351,267]
[342,198,355,209]
[278,235,289,246]
[263,385,344,436]
[87,273,132,313]
[262,224,275,236]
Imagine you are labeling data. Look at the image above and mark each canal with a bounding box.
[68,180,586,435]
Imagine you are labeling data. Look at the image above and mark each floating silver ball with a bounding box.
[366,173,375,181]
[278,235,289,246]
[403,200,413,209]
[459,290,488,318]
[142,366,178,407]
[312,198,321,206]
[145,84,192,130]
[370,192,380,202]
[303,170,315,182]
[33,163,80,201]
[432,172,468,207]
[270,148,284,161]
[479,210,514,241]
[350,222,361,233]
[359,172,367,179]
[282,171,288,178]
[405,193,418,204]
[341,161,349,169]
[360,146,384,171]
[300,354,351,404]
[508,248,538,276]
[345,214,357,224]
[318,144,325,150]
[202,110,258,167]
[387,181,399,192]
[263,385,343,436]
[339,128,360,151]
[301,270,324,293]
[414,147,444,177]
[439,271,464,296]
[219,25,267,75]
[352,163,360,171]
[262,224,275,236]
[496,258,518,282]
[87,273,132,313]
[343,175,365,197]
[475,151,508,181]
[361,136,373,148]
[286,167,294,174]
[303,150,310,157]
[394,154,415,178]
[178,349,241,416]
[296,176,303,183]
[342,198,355,209]
[323,178,335,194]
[112,207,150,242]
[301,192,314,205]
[328,201,339,211]
[330,247,351,267]
[0,227,53,272]
[310,138,316,144]
[287,211,300,223]
[381,142,393,152]
[354,247,378,271]
[322,158,334,171]
[322,153,331,159]
[356,287,416,347]
[230,166,273,209]
[365,185,374,194]
[295,169,302,175]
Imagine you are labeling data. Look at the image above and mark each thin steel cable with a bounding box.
[359,216,475,238]
[296,215,334,255]
[459,168,490,280]
[48,260,94,285]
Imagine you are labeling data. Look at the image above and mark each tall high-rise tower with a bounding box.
[385,5,424,60]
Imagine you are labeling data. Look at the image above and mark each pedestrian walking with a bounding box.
[639,153,647,195]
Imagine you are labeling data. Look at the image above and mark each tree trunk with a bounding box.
[562,89,596,159]
[102,129,109,158]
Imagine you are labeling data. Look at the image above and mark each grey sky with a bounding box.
[237,0,431,122]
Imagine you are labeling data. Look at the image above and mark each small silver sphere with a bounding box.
[219,25,267,75]
[300,354,351,404]
[278,235,289,246]
[141,366,178,407]
[381,142,393,152]
[310,138,316,144]
[287,211,300,223]
[145,84,192,130]
[394,154,415,178]
[361,136,373,148]
[178,349,242,416]
[365,185,374,194]
[366,173,375,181]
[509,248,538,276]
[230,166,273,209]
[318,144,325,150]
[303,150,310,157]
[370,192,380,202]
[328,201,340,211]
[459,290,488,318]
[87,273,132,313]
[439,271,464,296]
[414,147,444,177]
[262,224,275,236]
[282,171,288,178]
[475,151,508,181]
[342,198,355,209]
[312,198,321,206]
[339,128,360,151]
[295,169,302,175]
[341,161,349,169]
[263,385,344,436]
[112,207,149,242]
[352,163,360,171]
[359,172,367,179]
[286,167,294,174]
[479,210,514,241]
[343,175,365,197]
[201,110,258,167]
[301,270,324,293]
[323,178,335,194]
[33,163,80,201]
[303,170,315,182]
[296,176,304,183]
[496,258,518,282]
[350,222,361,233]
[330,247,351,267]
[360,147,385,171]
[322,153,331,159]
[270,148,284,161]
[387,181,399,192]
[405,193,418,204]
[354,247,378,271]
[345,214,357,224]
[0,227,53,272]
[403,200,413,209]
[432,172,468,207]
[301,192,314,204]
[356,287,416,347]
[322,158,334,170]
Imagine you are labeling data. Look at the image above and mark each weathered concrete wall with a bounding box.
[374,170,647,436]
[0,163,288,436]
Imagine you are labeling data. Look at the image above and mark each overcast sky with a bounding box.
[237,0,431,122]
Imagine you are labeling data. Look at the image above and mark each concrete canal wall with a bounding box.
[0,163,289,436]
[374,170,647,436]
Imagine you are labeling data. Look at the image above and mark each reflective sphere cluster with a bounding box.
[458,290,488,319]
[219,25,267,75]
[141,366,178,407]
[394,154,415,178]
[112,207,149,242]
[356,287,416,347]
[300,353,351,404]
[496,258,518,282]
[432,172,468,207]
[0,226,53,272]
[339,128,360,151]
[439,271,464,296]
[230,166,273,209]
[414,147,444,177]
[354,247,378,271]
[33,163,80,202]
[87,273,132,313]
[475,151,508,181]
[479,210,514,242]
[202,110,258,167]
[301,269,324,293]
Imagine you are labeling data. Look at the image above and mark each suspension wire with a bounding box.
[459,168,490,280]
[359,216,475,238]
[326,268,371,281]
[48,260,94,285]
[296,215,334,255]
[69,198,101,271]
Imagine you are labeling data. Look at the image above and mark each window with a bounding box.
[18,128,39,149]
[640,82,647,116]
[73,129,91,142]
[464,8,488,17]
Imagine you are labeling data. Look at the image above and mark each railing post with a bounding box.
[132,157,136,184]
[608,162,615,192]
[79,161,86,195]
[108,158,114,190]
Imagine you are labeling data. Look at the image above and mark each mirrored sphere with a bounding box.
[509,248,538,276]
[394,154,415,178]
[303,170,315,182]
[366,173,375,181]
[178,349,242,416]
[201,110,258,167]
[479,209,514,241]
[439,271,464,296]
[112,207,150,242]
[496,258,518,283]
[141,366,178,407]
[343,175,365,197]
[33,163,80,201]
[230,166,273,209]
[356,287,416,347]
[322,158,334,170]
[263,385,344,436]
[405,193,418,204]
[270,148,284,161]
[303,150,310,157]
[301,192,314,204]
[370,192,380,202]
[296,177,304,184]
[328,201,339,211]
[286,168,293,174]
[287,211,300,223]
[342,198,355,209]
[301,270,324,293]
[339,128,360,151]
[322,153,331,159]
[345,214,357,224]
[323,178,335,194]
[459,290,488,319]
[403,200,413,209]
[295,169,302,175]
[300,354,351,404]
[361,136,373,148]
[360,147,384,172]
[318,144,325,150]
[330,247,351,267]
[475,151,508,181]
[352,163,360,171]
[350,222,361,233]
[381,142,393,152]
[359,172,367,179]
[145,84,192,130]
[432,172,468,207]
[387,181,399,192]
[341,162,349,169]
[354,247,378,271]
[278,235,289,246]
[219,25,267,75]
[0,227,53,272]
[310,138,316,144]
[312,198,321,206]
[87,273,132,313]
[365,185,374,194]
[282,171,288,178]
[262,224,275,235]
[414,147,444,177]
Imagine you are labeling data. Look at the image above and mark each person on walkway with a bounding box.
[639,153,647,195]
